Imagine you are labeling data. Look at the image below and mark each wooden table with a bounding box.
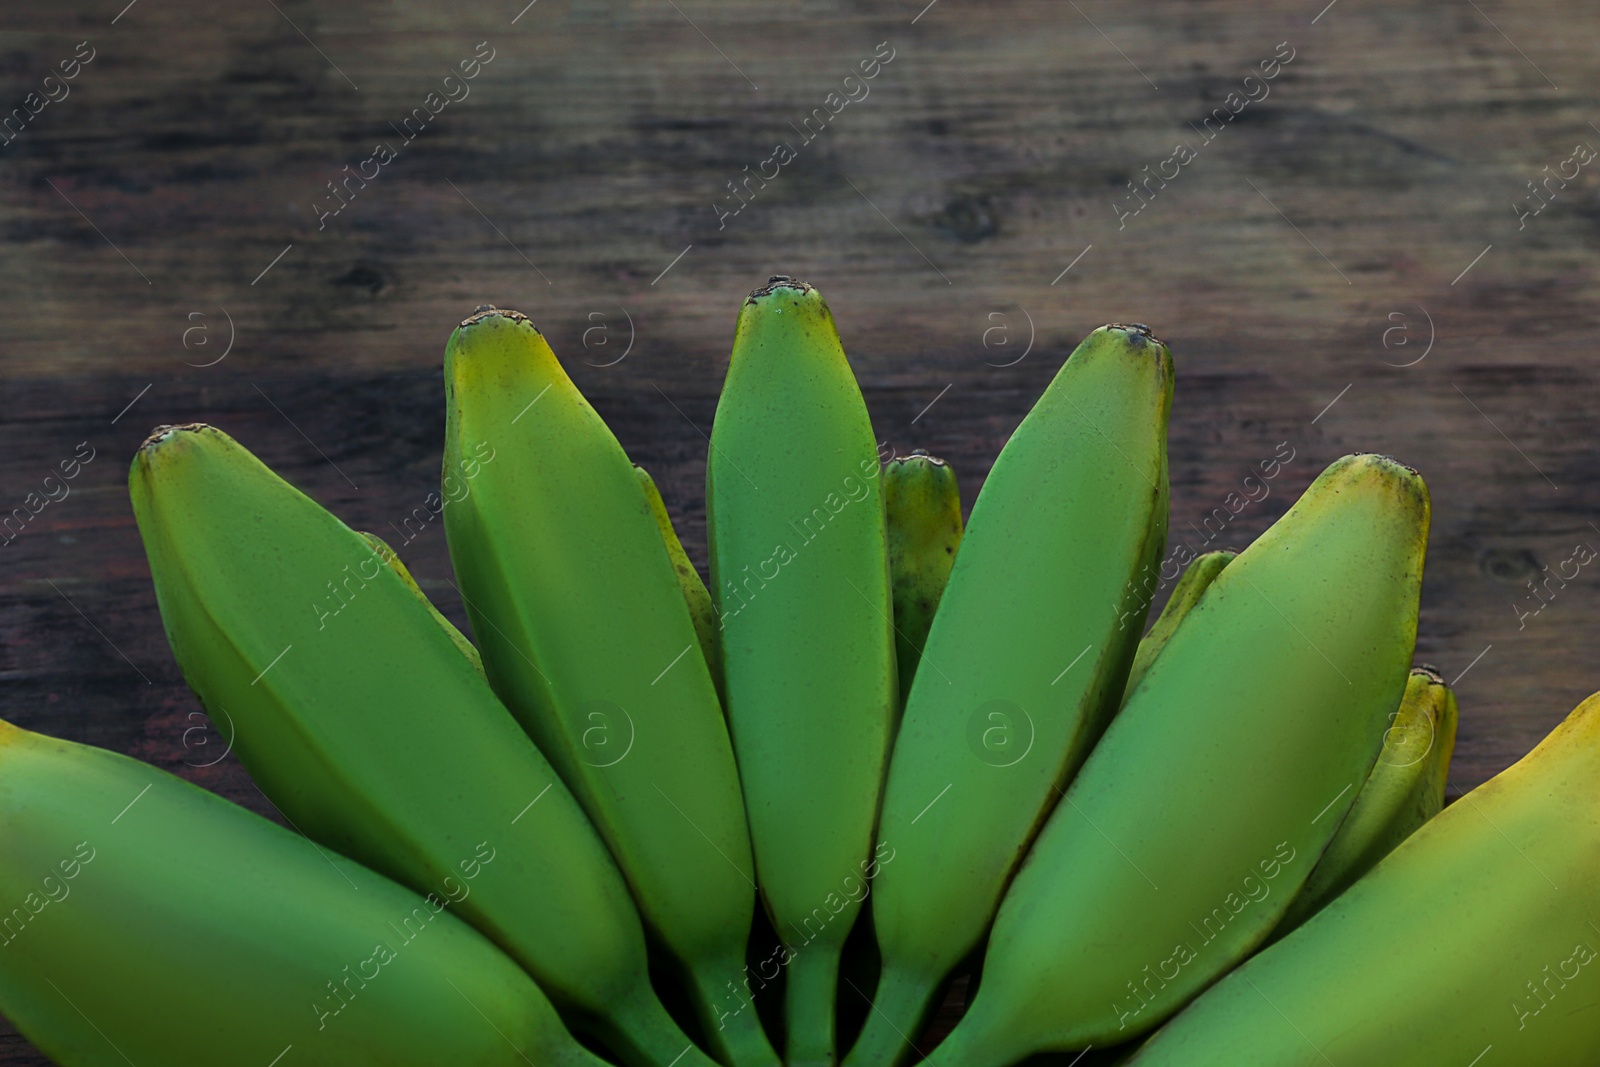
[0,0,1595,1061]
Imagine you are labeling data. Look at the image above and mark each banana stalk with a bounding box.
[0,719,606,1067]
[442,310,772,1067]
[1129,689,1600,1066]
[131,424,704,1067]
[1123,549,1234,697]
[1273,665,1458,933]
[707,278,898,1067]
[933,453,1429,1064]
[845,325,1172,1067]
[883,450,963,708]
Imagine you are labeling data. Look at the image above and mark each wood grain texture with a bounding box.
[0,0,1597,1061]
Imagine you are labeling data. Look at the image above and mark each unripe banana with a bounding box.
[883,450,963,707]
[1273,664,1457,933]
[932,453,1429,1065]
[441,310,771,1067]
[707,277,897,1067]
[1123,549,1234,696]
[130,424,706,1067]
[1129,690,1600,1066]
[359,531,483,675]
[635,463,723,707]
[0,719,607,1067]
[845,325,1172,1067]
[1415,664,1459,818]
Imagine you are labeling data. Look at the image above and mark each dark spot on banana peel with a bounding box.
[459,306,537,331]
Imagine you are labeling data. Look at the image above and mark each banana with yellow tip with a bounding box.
[931,453,1429,1064]
[131,423,711,1067]
[442,309,775,1067]
[1130,688,1600,1066]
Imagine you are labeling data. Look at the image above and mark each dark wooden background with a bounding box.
[1,0,1596,1062]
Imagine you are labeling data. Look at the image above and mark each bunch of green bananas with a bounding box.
[2,277,1595,1067]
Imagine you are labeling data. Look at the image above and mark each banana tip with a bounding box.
[746,275,815,302]
[1351,451,1421,478]
[1328,453,1429,518]
[890,450,949,469]
[139,423,213,453]
[1413,663,1446,685]
[458,305,537,331]
[1105,322,1164,348]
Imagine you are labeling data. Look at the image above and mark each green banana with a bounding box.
[931,453,1429,1065]
[1273,664,1458,933]
[707,277,897,1067]
[635,463,723,706]
[844,325,1172,1067]
[441,309,774,1067]
[1415,665,1459,814]
[0,719,607,1067]
[883,450,963,707]
[1123,549,1234,696]
[359,530,483,675]
[131,424,709,1067]
[1128,689,1600,1066]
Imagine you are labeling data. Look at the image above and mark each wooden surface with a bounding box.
[1,0,1598,1061]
